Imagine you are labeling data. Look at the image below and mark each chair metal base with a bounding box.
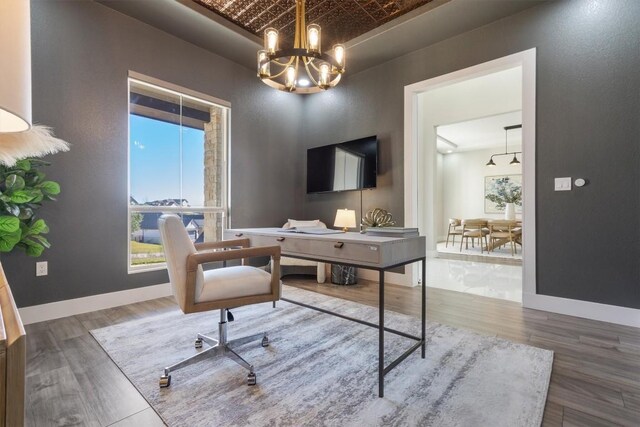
[159,310,269,388]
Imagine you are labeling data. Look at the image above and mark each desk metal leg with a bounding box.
[421,257,426,358]
[379,269,385,398]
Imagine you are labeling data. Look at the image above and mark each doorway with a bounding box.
[403,49,536,305]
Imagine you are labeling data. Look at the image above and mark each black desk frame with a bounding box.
[279,252,426,398]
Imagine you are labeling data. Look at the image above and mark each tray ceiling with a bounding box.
[193,0,434,48]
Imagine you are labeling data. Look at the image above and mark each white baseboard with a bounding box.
[523,292,640,328]
[18,282,173,325]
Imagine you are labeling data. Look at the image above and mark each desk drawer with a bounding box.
[231,233,311,254]
[227,231,381,265]
[307,240,380,264]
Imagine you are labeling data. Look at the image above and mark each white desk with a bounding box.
[224,228,426,398]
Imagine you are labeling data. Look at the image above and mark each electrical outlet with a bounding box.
[36,261,48,276]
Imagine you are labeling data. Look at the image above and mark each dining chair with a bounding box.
[487,219,521,256]
[460,219,489,253]
[157,214,281,388]
[445,218,463,248]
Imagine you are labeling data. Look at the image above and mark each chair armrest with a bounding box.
[194,238,250,251]
[187,246,281,272]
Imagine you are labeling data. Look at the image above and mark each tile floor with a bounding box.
[426,256,522,303]
[437,241,522,260]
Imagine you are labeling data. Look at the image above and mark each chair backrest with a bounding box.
[488,219,518,232]
[158,214,204,305]
[449,218,461,226]
[461,219,487,230]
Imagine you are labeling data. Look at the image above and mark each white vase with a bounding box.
[505,203,516,220]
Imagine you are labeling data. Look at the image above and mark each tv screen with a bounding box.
[307,136,378,193]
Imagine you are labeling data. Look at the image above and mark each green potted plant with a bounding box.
[485,177,522,220]
[0,158,61,257]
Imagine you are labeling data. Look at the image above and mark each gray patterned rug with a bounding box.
[91,286,553,426]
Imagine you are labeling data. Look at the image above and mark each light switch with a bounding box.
[554,177,572,191]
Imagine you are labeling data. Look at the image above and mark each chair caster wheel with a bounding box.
[247,372,256,386]
[159,374,171,388]
[195,338,203,349]
[261,336,269,347]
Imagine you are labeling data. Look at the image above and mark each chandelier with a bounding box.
[486,124,522,166]
[257,0,345,94]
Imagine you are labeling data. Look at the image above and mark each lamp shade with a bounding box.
[334,209,356,231]
[0,0,32,133]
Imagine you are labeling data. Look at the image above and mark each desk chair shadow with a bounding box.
[158,214,281,387]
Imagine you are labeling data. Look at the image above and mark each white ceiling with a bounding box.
[437,111,522,153]
[97,0,548,74]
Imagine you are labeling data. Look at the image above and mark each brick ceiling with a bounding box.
[193,0,434,48]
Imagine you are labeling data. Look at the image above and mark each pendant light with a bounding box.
[257,0,345,94]
[486,124,522,167]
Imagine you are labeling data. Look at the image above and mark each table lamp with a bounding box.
[334,209,356,232]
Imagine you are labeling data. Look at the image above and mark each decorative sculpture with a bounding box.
[361,208,395,229]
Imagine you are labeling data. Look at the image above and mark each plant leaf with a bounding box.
[29,234,51,248]
[14,159,31,171]
[18,207,34,220]
[10,190,37,204]
[6,175,25,191]
[0,216,20,232]
[28,158,50,167]
[5,205,20,216]
[28,219,49,235]
[25,242,44,257]
[0,229,21,252]
[27,171,45,186]
[38,181,60,196]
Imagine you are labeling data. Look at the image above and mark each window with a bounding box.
[128,74,229,272]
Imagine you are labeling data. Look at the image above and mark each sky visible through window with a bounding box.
[130,115,205,206]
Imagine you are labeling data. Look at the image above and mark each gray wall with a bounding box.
[300,0,640,309]
[7,0,639,311]
[5,0,303,308]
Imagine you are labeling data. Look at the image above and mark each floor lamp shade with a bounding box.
[0,0,32,133]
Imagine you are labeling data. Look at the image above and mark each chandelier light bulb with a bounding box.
[319,63,330,89]
[333,44,345,70]
[307,24,321,53]
[264,28,278,54]
[285,66,297,91]
[257,50,270,78]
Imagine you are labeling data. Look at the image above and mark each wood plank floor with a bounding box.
[25,277,640,426]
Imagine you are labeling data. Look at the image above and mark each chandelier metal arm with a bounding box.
[303,60,321,87]
[264,60,295,79]
[260,48,343,72]
[271,57,296,67]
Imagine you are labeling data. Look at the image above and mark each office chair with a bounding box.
[157,214,281,387]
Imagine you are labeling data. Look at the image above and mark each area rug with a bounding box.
[91,286,553,426]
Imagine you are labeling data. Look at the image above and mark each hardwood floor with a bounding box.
[25,277,640,426]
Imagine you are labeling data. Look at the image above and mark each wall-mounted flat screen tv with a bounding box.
[307,135,378,194]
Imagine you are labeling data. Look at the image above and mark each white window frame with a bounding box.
[127,71,231,274]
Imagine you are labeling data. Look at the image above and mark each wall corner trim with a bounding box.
[18,283,172,325]
[523,292,640,328]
